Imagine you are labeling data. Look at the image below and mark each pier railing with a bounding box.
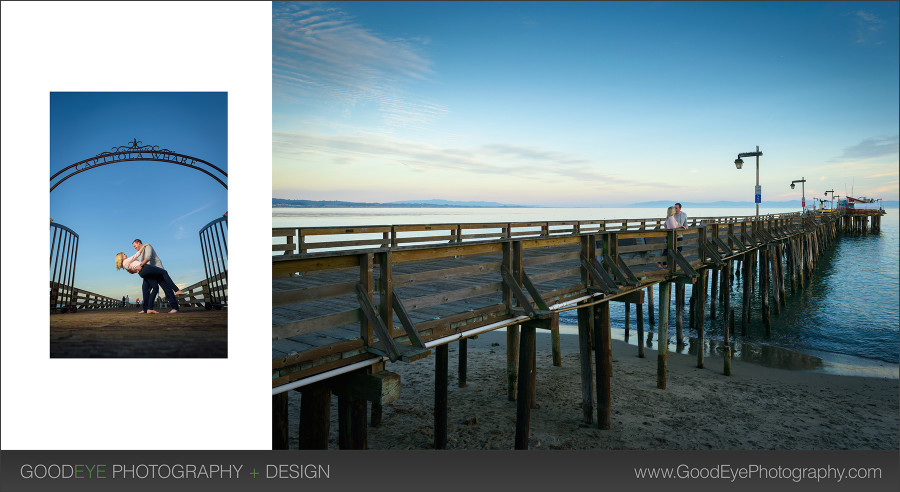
[272,213,825,386]
[273,212,804,255]
[50,221,79,313]
[151,272,229,311]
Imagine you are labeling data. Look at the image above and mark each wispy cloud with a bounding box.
[273,130,664,189]
[168,201,213,227]
[848,10,886,44]
[273,2,447,129]
[830,135,899,162]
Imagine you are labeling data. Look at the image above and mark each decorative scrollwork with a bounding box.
[96,138,172,157]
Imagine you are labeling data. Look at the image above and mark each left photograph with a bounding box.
[49,92,228,358]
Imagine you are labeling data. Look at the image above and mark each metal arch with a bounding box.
[50,139,227,192]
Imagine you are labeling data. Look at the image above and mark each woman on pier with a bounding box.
[657,206,679,268]
[115,248,184,314]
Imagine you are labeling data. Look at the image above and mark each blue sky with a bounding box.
[50,92,227,300]
[272,1,899,207]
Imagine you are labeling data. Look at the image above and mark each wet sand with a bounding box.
[287,330,899,450]
[50,308,227,358]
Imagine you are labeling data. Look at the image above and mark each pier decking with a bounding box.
[271,209,886,449]
[50,308,227,358]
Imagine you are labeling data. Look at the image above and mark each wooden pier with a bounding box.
[49,273,229,358]
[271,209,886,449]
[50,308,227,358]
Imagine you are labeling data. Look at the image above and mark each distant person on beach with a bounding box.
[673,203,688,229]
[122,295,126,307]
[657,206,679,269]
[116,246,184,314]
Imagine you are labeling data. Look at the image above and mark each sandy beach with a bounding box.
[287,330,899,450]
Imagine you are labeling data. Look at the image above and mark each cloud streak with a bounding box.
[849,10,886,44]
[168,201,213,227]
[273,130,665,191]
[273,2,447,129]
[831,135,899,162]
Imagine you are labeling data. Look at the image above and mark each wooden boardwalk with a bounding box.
[271,209,885,449]
[50,308,227,358]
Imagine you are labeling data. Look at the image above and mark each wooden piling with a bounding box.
[299,384,331,449]
[761,246,771,336]
[723,261,732,334]
[272,392,289,450]
[595,301,612,429]
[657,281,671,389]
[503,242,519,401]
[647,284,655,324]
[458,338,468,387]
[696,269,706,369]
[514,323,537,448]
[636,298,645,358]
[688,279,696,331]
[723,305,732,376]
[624,302,631,339]
[576,303,594,424]
[370,402,382,428]
[551,313,561,367]
[435,343,449,449]
[742,252,751,336]
[507,326,519,401]
[675,281,685,347]
[338,394,367,450]
[710,268,719,320]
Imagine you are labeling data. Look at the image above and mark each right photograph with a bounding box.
[271,2,899,450]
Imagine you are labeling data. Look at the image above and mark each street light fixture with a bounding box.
[824,189,835,211]
[790,177,807,212]
[734,146,763,222]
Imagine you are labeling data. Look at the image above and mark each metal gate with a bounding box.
[50,221,79,313]
[199,215,228,309]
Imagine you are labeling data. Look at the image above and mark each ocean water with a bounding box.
[273,207,899,378]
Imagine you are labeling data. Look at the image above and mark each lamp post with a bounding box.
[790,178,807,213]
[824,189,835,211]
[734,146,763,224]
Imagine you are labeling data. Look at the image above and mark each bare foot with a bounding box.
[174,291,186,296]
[142,310,159,314]
[168,309,179,314]
[657,262,665,269]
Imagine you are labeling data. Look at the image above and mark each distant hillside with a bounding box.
[388,199,529,207]
[629,200,899,208]
[274,198,898,209]
[273,198,530,208]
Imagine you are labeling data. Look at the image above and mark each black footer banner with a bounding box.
[2,450,898,492]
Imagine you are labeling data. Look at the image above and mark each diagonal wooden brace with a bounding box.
[617,254,640,284]
[589,257,621,293]
[391,288,427,349]
[712,236,734,256]
[501,265,537,317]
[605,254,639,285]
[726,232,747,252]
[356,283,402,362]
[672,249,698,278]
[700,241,725,267]
[520,271,550,311]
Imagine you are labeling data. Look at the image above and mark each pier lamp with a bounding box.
[824,189,835,211]
[790,178,807,212]
[734,146,763,222]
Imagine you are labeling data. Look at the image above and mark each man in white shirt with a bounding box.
[673,203,688,230]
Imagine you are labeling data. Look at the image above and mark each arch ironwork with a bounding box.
[50,139,227,192]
